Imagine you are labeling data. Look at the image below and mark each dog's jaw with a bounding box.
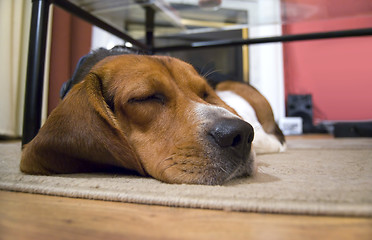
[190,101,256,185]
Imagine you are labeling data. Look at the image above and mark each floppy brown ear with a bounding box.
[20,73,146,176]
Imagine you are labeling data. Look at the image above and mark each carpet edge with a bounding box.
[1,182,371,218]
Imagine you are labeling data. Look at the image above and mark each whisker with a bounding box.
[202,69,221,80]
[257,166,266,174]
[158,160,178,177]
[219,165,229,174]
[198,62,221,80]
[156,153,176,173]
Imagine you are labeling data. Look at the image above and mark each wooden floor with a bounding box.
[0,191,371,240]
[1,135,371,240]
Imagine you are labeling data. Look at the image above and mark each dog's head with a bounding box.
[21,54,255,185]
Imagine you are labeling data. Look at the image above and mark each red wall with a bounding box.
[48,7,92,115]
[282,1,372,123]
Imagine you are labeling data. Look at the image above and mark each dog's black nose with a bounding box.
[208,118,254,152]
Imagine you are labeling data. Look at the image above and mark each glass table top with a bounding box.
[67,0,372,44]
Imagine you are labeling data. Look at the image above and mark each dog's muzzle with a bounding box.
[192,102,255,184]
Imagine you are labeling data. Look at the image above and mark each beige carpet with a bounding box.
[1,138,371,217]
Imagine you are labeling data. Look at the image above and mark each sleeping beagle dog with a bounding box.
[20,48,285,185]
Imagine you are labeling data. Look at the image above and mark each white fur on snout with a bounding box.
[193,101,240,123]
[217,90,285,154]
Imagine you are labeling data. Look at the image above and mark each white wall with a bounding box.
[91,26,124,50]
[248,0,285,122]
[0,0,31,136]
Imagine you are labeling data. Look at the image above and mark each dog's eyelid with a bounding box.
[128,93,167,105]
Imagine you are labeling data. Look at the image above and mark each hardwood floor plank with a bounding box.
[1,191,371,240]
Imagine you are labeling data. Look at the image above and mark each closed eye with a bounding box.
[128,93,166,105]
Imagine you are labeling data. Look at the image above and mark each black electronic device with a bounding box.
[287,94,314,133]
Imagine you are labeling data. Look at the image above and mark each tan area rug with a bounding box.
[1,138,371,217]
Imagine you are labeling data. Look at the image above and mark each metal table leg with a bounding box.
[145,6,155,52]
[22,0,51,146]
